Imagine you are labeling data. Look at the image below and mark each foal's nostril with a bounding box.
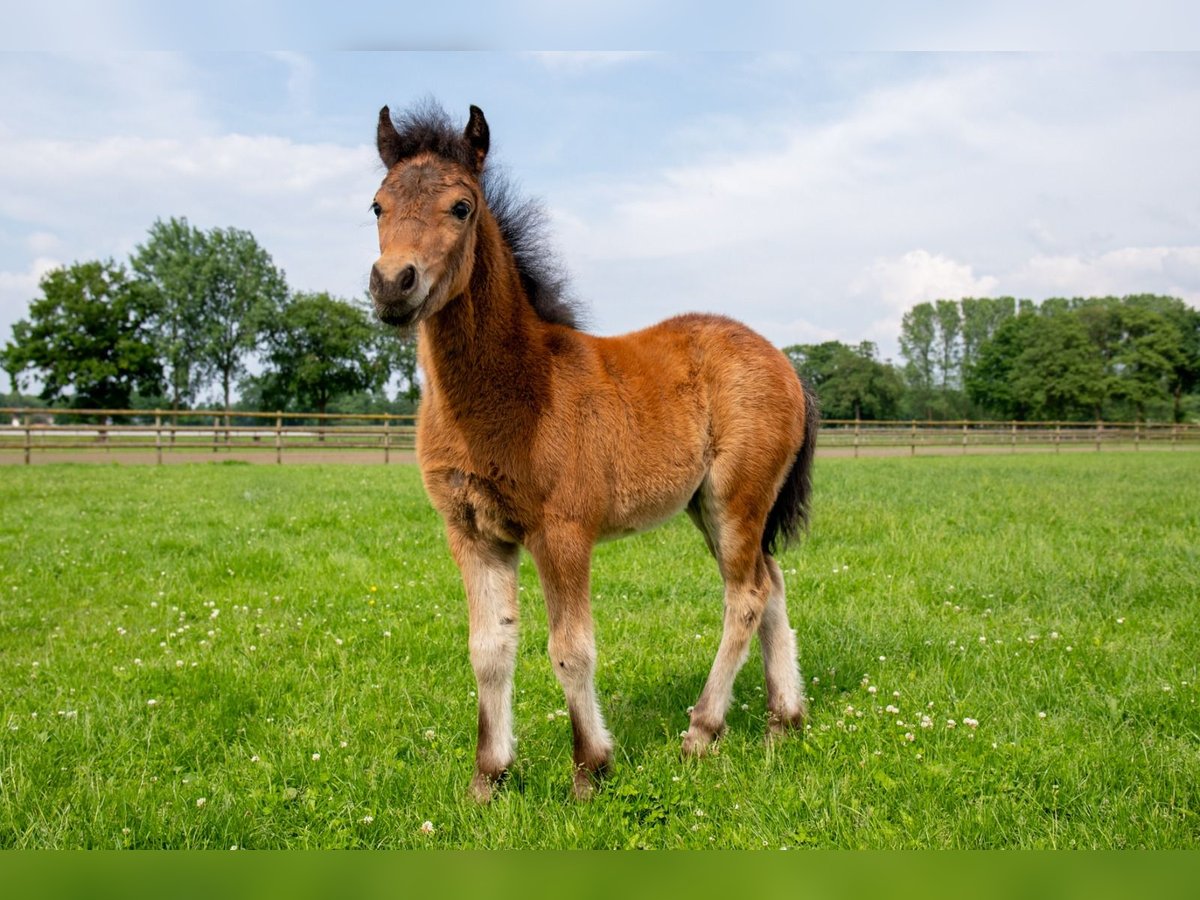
[399,265,417,295]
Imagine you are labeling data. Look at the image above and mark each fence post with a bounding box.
[1096,420,1103,452]
[1134,420,1140,451]
[910,419,916,457]
[155,411,162,465]
[275,412,283,465]
[213,417,219,454]
[961,421,968,454]
[1011,420,1017,453]
[384,416,391,464]
[24,412,31,465]
[1172,423,1178,450]
[853,415,860,459]
[1054,421,1061,454]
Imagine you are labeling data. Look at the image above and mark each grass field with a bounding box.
[1,453,1197,848]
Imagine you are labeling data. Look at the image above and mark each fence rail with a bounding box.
[3,408,1199,464]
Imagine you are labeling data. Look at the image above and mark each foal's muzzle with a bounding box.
[370,261,424,326]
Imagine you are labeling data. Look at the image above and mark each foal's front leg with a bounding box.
[449,530,521,803]
[527,527,613,800]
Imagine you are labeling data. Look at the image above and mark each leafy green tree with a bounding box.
[1010,313,1105,419]
[784,340,904,420]
[1121,295,1200,422]
[933,299,962,390]
[130,217,209,409]
[966,313,1038,418]
[1073,297,1123,416]
[1110,302,1184,421]
[899,302,937,417]
[1,261,162,409]
[254,292,391,415]
[197,227,288,411]
[960,296,1015,377]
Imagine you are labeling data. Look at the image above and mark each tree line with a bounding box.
[786,295,1200,423]
[1,218,418,416]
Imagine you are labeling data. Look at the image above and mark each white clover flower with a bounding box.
[420,821,434,834]
[146,698,158,707]
[964,717,979,729]
[362,815,375,825]
[196,797,207,808]
[311,752,320,761]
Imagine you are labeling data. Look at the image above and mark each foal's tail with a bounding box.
[761,377,820,557]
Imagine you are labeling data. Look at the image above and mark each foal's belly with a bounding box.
[597,462,706,541]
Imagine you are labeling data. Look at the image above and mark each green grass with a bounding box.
[1,453,1197,848]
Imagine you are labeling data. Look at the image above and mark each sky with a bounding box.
[2,42,1199,380]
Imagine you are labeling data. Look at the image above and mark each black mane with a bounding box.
[384,101,586,331]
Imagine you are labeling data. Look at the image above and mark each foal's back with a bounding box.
[535,313,808,539]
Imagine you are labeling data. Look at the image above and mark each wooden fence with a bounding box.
[2,408,1199,464]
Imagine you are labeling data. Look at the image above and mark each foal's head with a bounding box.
[369,104,490,327]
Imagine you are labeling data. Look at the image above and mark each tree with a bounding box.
[1009,313,1105,419]
[784,340,904,420]
[1121,295,1200,422]
[196,227,288,411]
[966,313,1038,419]
[960,296,1015,378]
[254,292,391,415]
[968,310,1104,420]
[933,299,962,391]
[899,302,937,417]
[1,261,162,408]
[129,217,209,409]
[1110,302,1184,421]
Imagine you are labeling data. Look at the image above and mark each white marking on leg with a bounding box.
[761,558,806,728]
[462,547,520,779]
[685,580,764,753]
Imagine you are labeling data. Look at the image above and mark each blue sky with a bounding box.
[2,47,1199,392]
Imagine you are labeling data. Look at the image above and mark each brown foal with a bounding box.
[369,102,819,801]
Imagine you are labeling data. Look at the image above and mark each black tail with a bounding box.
[762,377,820,557]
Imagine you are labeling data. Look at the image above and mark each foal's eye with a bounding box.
[370,201,382,218]
[451,200,472,220]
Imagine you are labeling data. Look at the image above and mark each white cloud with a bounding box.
[1007,246,1200,304]
[851,250,999,310]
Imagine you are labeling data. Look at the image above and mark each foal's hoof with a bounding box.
[767,706,807,741]
[681,724,721,757]
[571,756,611,801]
[469,770,507,804]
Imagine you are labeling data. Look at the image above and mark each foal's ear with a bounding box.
[464,105,490,173]
[377,105,403,169]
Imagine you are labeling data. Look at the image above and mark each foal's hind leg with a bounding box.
[683,521,774,756]
[449,530,521,803]
[761,557,807,734]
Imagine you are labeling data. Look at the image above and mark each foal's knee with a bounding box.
[547,633,594,682]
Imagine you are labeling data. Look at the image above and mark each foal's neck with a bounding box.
[419,213,550,428]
